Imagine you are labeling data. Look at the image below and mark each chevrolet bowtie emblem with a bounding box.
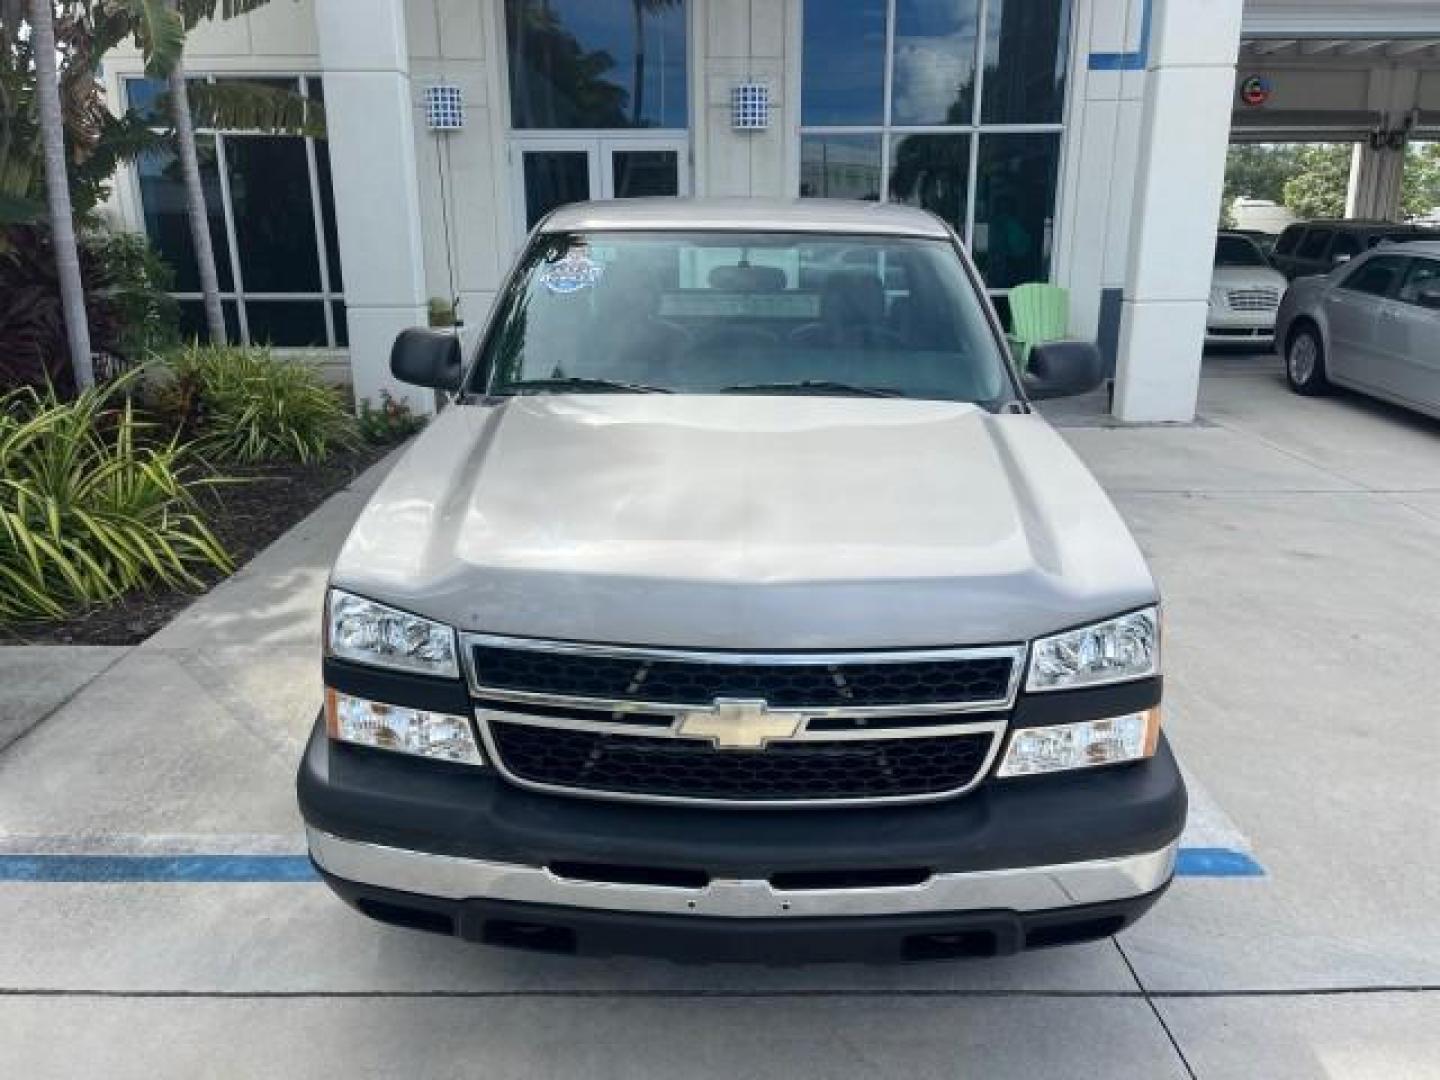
[675,698,801,750]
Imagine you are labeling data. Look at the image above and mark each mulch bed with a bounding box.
[1,442,394,647]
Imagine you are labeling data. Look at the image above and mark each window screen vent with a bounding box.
[424,85,465,131]
[731,83,770,131]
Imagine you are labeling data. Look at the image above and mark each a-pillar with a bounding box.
[315,0,432,413]
[1112,0,1244,423]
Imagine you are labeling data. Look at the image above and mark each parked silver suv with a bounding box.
[298,199,1186,962]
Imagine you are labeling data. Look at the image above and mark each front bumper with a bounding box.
[1207,309,1277,345]
[298,714,1187,960]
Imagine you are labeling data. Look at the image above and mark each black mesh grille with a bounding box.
[470,646,1014,707]
[490,722,994,801]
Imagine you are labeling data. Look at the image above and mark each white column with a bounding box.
[315,0,432,414]
[1112,0,1243,423]
[1346,140,1406,221]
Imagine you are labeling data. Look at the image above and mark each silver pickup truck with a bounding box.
[298,199,1186,963]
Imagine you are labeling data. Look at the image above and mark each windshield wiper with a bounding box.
[722,380,904,398]
[503,376,671,394]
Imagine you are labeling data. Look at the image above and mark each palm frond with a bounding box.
[177,0,275,30]
[176,79,325,138]
[105,0,187,77]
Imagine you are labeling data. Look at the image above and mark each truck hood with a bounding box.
[332,396,1156,649]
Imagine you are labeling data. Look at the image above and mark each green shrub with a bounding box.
[358,391,427,445]
[0,377,231,623]
[0,226,181,395]
[164,344,358,464]
[87,229,183,363]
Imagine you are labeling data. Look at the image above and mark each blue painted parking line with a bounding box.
[1174,847,1266,878]
[0,855,319,883]
[0,849,1261,883]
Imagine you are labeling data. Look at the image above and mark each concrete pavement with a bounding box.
[2,356,1439,1078]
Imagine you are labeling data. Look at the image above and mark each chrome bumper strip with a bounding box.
[307,828,1177,918]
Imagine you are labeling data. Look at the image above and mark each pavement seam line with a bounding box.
[1,987,1436,1000]
[0,649,129,758]
[1114,938,1198,1080]
[1202,409,1384,496]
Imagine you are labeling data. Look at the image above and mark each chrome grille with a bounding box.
[468,641,1016,708]
[490,721,994,802]
[1226,288,1280,312]
[462,635,1023,806]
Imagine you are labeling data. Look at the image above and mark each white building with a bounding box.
[104,0,1440,422]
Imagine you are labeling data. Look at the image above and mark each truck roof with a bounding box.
[539,198,953,239]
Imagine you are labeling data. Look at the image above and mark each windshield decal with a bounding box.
[539,253,605,295]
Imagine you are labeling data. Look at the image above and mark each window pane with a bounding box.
[177,300,240,342]
[801,134,882,200]
[332,301,349,347]
[124,76,208,123]
[1330,233,1361,257]
[314,141,344,289]
[244,301,330,347]
[506,0,688,129]
[801,0,886,126]
[973,133,1060,288]
[893,0,981,126]
[224,135,322,292]
[1398,259,1440,304]
[981,0,1072,124]
[1296,229,1331,258]
[522,150,592,230]
[611,150,679,198]
[888,132,971,236]
[1340,257,1407,298]
[135,139,233,293]
[124,77,167,122]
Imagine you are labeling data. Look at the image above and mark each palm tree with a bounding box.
[28,0,93,388]
[629,0,679,127]
[165,0,223,342]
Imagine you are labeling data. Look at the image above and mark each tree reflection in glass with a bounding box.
[506,0,687,130]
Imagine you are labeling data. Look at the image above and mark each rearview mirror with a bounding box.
[1416,287,1440,311]
[391,329,462,391]
[1021,341,1104,401]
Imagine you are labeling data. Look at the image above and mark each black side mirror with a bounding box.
[390,329,462,390]
[1021,341,1104,401]
[1415,287,1440,311]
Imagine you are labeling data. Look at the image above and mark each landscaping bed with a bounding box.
[1,441,393,647]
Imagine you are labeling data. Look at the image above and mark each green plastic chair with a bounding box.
[1006,283,1070,372]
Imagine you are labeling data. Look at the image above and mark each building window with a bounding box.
[800,0,1071,290]
[126,75,344,349]
[505,0,688,130]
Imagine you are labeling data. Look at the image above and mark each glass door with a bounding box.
[512,136,688,242]
[601,138,687,199]
[515,139,600,234]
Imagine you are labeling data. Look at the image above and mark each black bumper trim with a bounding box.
[317,866,1170,963]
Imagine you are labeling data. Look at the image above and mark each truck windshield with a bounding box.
[1215,235,1268,267]
[475,231,1012,405]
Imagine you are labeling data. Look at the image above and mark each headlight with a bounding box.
[326,589,459,677]
[325,689,484,765]
[997,709,1160,777]
[1026,607,1159,692]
